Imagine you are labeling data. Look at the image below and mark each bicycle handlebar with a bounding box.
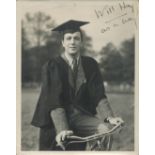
[56,121,124,150]
[66,121,124,143]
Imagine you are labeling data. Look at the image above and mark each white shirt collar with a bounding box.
[64,52,80,69]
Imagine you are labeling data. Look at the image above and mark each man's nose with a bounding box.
[70,38,75,44]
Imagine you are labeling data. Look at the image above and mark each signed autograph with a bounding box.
[94,1,138,34]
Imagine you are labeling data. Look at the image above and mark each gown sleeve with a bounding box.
[88,59,107,108]
[31,60,64,128]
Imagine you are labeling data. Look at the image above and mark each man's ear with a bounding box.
[61,40,64,47]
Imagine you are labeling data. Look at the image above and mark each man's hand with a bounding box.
[56,130,73,149]
[108,117,124,125]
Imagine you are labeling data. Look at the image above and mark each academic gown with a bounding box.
[31,55,107,150]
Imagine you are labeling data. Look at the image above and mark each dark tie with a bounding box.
[72,58,78,89]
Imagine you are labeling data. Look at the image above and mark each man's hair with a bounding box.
[61,29,83,41]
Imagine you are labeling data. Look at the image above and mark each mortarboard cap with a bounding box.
[52,20,89,32]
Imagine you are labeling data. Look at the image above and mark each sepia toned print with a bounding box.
[17,0,138,154]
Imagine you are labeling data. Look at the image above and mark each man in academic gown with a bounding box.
[31,20,124,150]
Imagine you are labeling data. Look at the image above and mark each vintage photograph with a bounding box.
[17,0,138,153]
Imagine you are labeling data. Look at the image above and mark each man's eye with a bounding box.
[66,37,71,40]
[74,37,80,41]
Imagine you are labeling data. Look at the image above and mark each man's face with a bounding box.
[62,31,82,56]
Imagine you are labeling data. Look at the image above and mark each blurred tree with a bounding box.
[120,37,135,85]
[98,37,135,85]
[22,12,59,84]
[21,20,30,51]
[23,12,56,48]
[22,20,30,83]
[99,43,124,84]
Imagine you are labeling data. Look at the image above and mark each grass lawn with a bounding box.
[21,88,135,151]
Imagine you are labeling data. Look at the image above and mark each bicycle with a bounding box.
[56,121,124,151]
